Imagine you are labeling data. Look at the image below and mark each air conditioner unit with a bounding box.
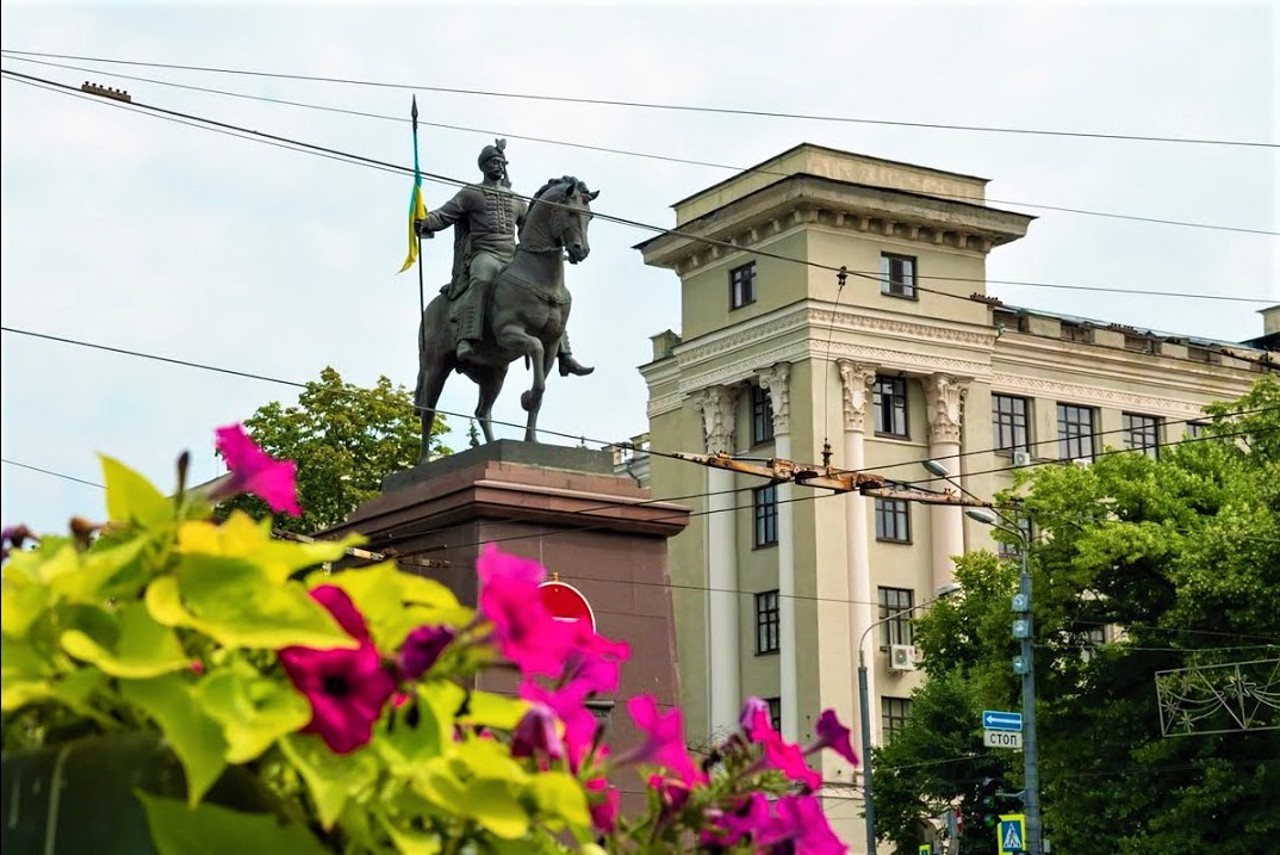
[1012,451,1032,467]
[1073,457,1092,469]
[888,644,919,672]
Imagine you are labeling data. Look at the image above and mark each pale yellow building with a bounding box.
[627,143,1276,851]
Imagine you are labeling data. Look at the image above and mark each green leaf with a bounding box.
[121,674,228,806]
[61,602,190,678]
[197,664,310,763]
[178,514,365,585]
[154,554,356,650]
[322,562,470,650]
[377,814,442,855]
[527,771,591,830]
[279,733,379,830]
[375,692,445,775]
[465,778,529,840]
[51,535,149,603]
[462,690,531,731]
[101,454,173,528]
[136,791,329,855]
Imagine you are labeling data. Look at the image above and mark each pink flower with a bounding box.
[806,709,859,767]
[519,679,599,769]
[649,774,692,822]
[585,776,619,834]
[279,586,395,754]
[775,794,848,854]
[212,423,301,515]
[398,624,456,680]
[740,696,820,789]
[562,622,631,694]
[476,546,577,676]
[703,792,788,849]
[1,524,34,562]
[620,695,702,786]
[511,703,565,761]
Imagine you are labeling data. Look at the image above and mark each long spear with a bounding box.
[398,96,429,410]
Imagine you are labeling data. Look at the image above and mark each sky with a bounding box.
[1,0,1276,534]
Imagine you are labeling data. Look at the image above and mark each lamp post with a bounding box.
[858,581,962,854]
[923,457,1042,855]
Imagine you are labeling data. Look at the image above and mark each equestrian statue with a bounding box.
[413,139,598,461]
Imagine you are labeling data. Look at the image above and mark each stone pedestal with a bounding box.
[326,441,690,796]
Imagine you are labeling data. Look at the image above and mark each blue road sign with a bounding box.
[982,710,1023,731]
[997,815,1026,854]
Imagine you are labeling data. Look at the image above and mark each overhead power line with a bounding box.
[2,48,1276,149]
[4,54,1274,238]
[3,69,1276,314]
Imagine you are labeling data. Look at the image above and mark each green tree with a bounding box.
[217,366,449,534]
[873,376,1280,855]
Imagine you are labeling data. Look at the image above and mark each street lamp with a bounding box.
[858,581,961,854]
[927,460,1043,855]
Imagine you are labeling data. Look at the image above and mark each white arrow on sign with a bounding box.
[984,729,1024,749]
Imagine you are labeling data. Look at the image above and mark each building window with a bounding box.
[878,586,915,647]
[751,384,775,445]
[880,253,917,299]
[1186,421,1208,439]
[765,696,782,731]
[1122,413,1161,459]
[992,394,1030,454]
[730,262,756,310]
[755,590,780,655]
[1057,403,1096,461]
[753,484,778,548]
[875,498,911,543]
[882,697,912,739]
[873,376,909,437]
[1082,626,1108,663]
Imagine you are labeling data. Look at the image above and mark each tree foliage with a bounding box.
[217,367,449,534]
[873,376,1280,855]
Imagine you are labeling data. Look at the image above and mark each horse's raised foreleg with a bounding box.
[475,364,508,444]
[494,323,546,442]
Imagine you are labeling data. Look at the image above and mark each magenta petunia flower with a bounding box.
[807,708,859,767]
[562,622,631,694]
[620,695,703,786]
[212,423,301,515]
[511,702,565,761]
[585,776,619,834]
[279,586,395,754]
[519,679,598,769]
[476,545,577,676]
[703,792,788,849]
[398,624,456,680]
[740,696,771,740]
[739,695,820,789]
[775,794,849,854]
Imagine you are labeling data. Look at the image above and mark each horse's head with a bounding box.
[527,176,598,264]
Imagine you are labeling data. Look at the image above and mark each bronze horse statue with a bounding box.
[414,176,597,460]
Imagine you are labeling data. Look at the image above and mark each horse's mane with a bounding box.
[521,176,591,239]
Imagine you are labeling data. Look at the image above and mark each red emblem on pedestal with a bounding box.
[538,575,596,633]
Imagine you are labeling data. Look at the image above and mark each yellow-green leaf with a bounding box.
[1,579,51,640]
[197,665,310,763]
[136,791,330,855]
[279,734,379,830]
[377,815,442,855]
[178,514,365,585]
[61,602,190,679]
[121,674,228,806]
[52,536,149,603]
[466,778,529,840]
[462,690,531,732]
[527,771,592,830]
[101,454,173,528]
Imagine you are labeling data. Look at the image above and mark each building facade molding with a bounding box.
[757,362,793,435]
[924,373,970,444]
[990,372,1208,419]
[837,360,878,432]
[692,385,740,454]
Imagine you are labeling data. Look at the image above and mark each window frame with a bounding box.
[751,384,775,446]
[1056,402,1097,461]
[1122,412,1161,459]
[872,375,909,438]
[874,498,912,544]
[765,696,782,731]
[729,262,757,311]
[753,484,779,548]
[878,586,915,647]
[755,590,780,656]
[880,252,918,300]
[992,394,1030,455]
[881,696,912,739]
[1186,421,1208,439]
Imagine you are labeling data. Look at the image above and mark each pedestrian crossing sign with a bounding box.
[997,814,1026,854]
[917,846,932,855]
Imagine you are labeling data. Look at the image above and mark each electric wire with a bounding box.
[3,69,1276,316]
[3,48,1276,149]
[5,54,1275,238]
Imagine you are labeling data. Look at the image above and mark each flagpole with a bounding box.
[410,97,428,428]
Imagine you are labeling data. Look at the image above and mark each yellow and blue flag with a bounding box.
[398,95,428,273]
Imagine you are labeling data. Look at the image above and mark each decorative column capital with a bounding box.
[924,373,969,444]
[837,360,877,433]
[693,385,739,454]
[757,362,792,435]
